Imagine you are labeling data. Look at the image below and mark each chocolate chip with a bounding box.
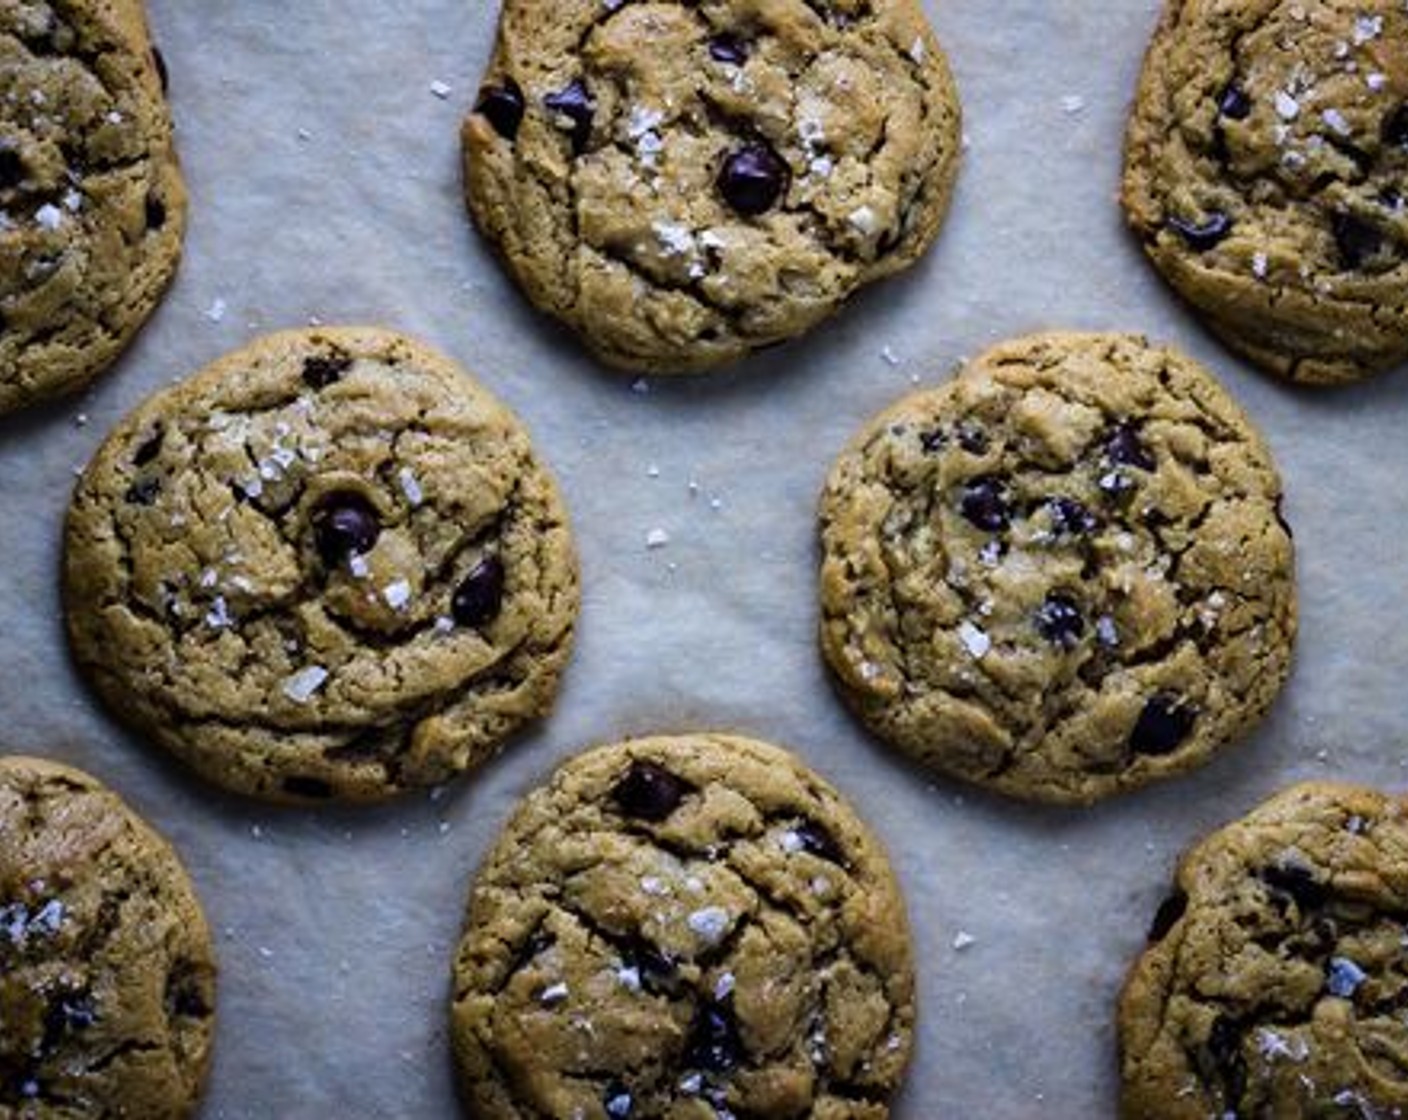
[1261,861,1328,912]
[145,193,166,230]
[619,937,679,997]
[1331,210,1384,270]
[165,960,211,1018]
[959,476,1010,532]
[0,150,23,190]
[41,991,96,1050]
[1147,891,1187,942]
[793,821,844,864]
[717,142,789,216]
[1168,212,1232,251]
[1202,1015,1246,1107]
[1218,84,1251,121]
[544,79,594,153]
[1047,496,1098,536]
[282,776,333,799]
[451,555,506,629]
[132,427,164,466]
[1034,592,1084,649]
[476,79,525,141]
[957,424,989,455]
[611,760,691,822]
[708,34,749,65]
[684,997,743,1072]
[302,354,351,389]
[919,429,946,453]
[604,1085,633,1118]
[1383,103,1408,148]
[1106,424,1155,471]
[125,477,161,506]
[312,492,381,567]
[1128,695,1196,756]
[152,46,169,94]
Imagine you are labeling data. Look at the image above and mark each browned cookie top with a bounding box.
[819,332,1296,804]
[463,0,961,373]
[451,733,915,1119]
[1124,0,1408,383]
[0,0,185,412]
[1121,782,1408,1119]
[64,327,579,803]
[0,756,215,1120]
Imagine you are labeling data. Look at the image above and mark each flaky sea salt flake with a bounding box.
[282,665,329,703]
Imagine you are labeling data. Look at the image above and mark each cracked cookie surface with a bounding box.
[64,326,579,803]
[450,733,914,1119]
[1123,0,1408,384]
[1120,782,1408,1118]
[0,0,186,413]
[818,332,1296,805]
[0,755,215,1119]
[462,0,961,374]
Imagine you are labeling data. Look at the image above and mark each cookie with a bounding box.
[818,331,1297,805]
[64,326,579,803]
[1119,782,1408,1118]
[450,732,915,1119]
[462,0,961,374]
[0,755,216,1118]
[1122,0,1408,384]
[0,0,186,413]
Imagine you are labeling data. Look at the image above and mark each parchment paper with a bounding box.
[2,1,1407,1115]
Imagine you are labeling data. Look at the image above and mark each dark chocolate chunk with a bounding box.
[1383,102,1408,149]
[708,34,749,65]
[1261,861,1328,912]
[476,79,526,141]
[145,193,166,230]
[684,997,743,1072]
[1106,424,1156,471]
[1202,1015,1247,1107]
[959,476,1010,532]
[1034,592,1085,649]
[717,142,789,216]
[282,776,333,799]
[301,354,351,389]
[165,960,211,1018]
[1331,210,1384,270]
[1147,891,1187,942]
[125,477,161,506]
[41,990,96,1049]
[604,1084,633,1118]
[956,424,989,455]
[451,555,506,629]
[132,427,164,466]
[1218,84,1251,121]
[1128,695,1197,756]
[793,820,844,864]
[312,492,381,567]
[611,760,690,822]
[1047,496,1098,536]
[619,936,679,997]
[919,429,945,453]
[1168,212,1233,251]
[544,79,595,154]
[0,150,23,190]
[152,46,169,94]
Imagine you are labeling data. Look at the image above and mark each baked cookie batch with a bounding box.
[2,0,1406,1116]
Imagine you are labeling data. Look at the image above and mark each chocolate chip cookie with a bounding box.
[462,0,962,374]
[450,733,915,1119]
[0,755,216,1118]
[1120,782,1408,1118]
[0,0,186,413]
[818,332,1296,805]
[1123,0,1408,384]
[64,327,579,803]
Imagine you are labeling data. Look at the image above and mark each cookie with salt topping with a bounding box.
[450,733,915,1119]
[0,755,216,1118]
[0,0,186,413]
[462,0,962,373]
[1123,0,1408,384]
[818,332,1296,804]
[1120,782,1408,1118]
[64,327,579,803]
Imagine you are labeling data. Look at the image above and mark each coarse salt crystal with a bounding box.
[1274,90,1300,120]
[616,965,642,992]
[953,930,977,950]
[539,981,569,1004]
[282,665,328,703]
[714,972,736,999]
[1353,14,1382,43]
[779,829,805,853]
[383,579,412,610]
[1322,108,1351,136]
[205,596,232,629]
[958,621,990,659]
[348,555,370,579]
[430,80,452,99]
[1368,72,1388,91]
[1252,251,1269,278]
[34,203,62,230]
[645,527,670,550]
[687,906,731,944]
[654,221,694,256]
[397,468,424,506]
[1060,94,1085,115]
[848,205,879,235]
[908,36,925,63]
[205,297,227,323]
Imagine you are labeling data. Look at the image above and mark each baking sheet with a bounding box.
[2,0,1407,1115]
